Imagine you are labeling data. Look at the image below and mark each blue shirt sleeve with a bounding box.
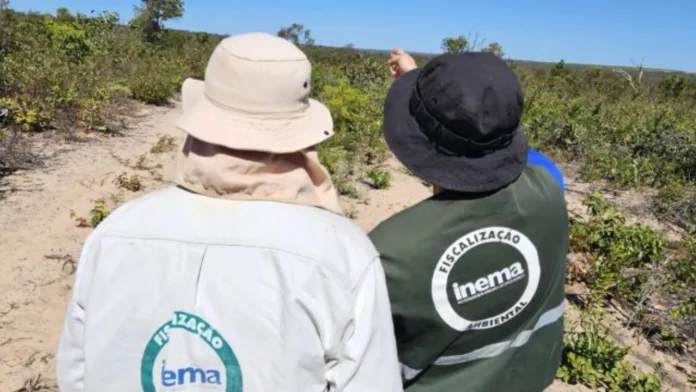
[527,149,565,193]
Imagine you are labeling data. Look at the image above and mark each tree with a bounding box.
[0,0,12,59]
[550,59,571,78]
[56,7,75,22]
[482,42,504,59]
[612,60,644,96]
[441,35,469,54]
[441,32,489,54]
[130,0,184,43]
[277,23,314,46]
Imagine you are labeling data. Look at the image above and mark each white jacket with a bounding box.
[56,186,403,392]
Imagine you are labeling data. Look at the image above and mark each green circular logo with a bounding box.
[140,311,243,391]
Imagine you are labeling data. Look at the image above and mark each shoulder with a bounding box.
[73,188,176,285]
[369,198,436,256]
[255,200,379,261]
[87,187,184,236]
[84,188,172,238]
[370,200,425,238]
[89,188,380,287]
[526,148,565,192]
[307,207,383,286]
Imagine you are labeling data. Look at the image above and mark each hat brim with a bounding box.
[383,69,529,193]
[176,78,334,154]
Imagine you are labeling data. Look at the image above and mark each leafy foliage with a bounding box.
[571,191,696,363]
[366,167,391,189]
[130,0,185,43]
[441,33,505,57]
[570,191,666,305]
[277,23,314,46]
[70,198,112,228]
[558,309,662,391]
[316,73,389,194]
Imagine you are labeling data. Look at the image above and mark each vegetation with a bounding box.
[441,33,504,58]
[2,2,696,390]
[366,167,391,189]
[558,308,663,391]
[69,198,112,228]
[130,0,184,43]
[114,172,143,192]
[150,134,177,153]
[277,23,314,46]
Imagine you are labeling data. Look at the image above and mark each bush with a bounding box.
[129,55,183,105]
[571,191,696,359]
[558,309,662,391]
[129,75,174,105]
[366,167,391,189]
[0,10,131,133]
[317,75,388,187]
[0,107,34,172]
[570,191,666,304]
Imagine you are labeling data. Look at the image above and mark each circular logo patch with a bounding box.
[431,227,540,331]
[140,311,243,391]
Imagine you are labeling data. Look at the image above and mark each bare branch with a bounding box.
[468,31,485,51]
[613,68,638,93]
[613,58,646,95]
[631,58,645,85]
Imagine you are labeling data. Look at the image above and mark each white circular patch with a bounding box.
[431,226,540,331]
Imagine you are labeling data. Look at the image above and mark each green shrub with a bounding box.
[558,309,662,391]
[70,198,111,228]
[129,57,182,105]
[0,10,130,133]
[570,191,665,304]
[653,180,696,229]
[317,76,388,187]
[89,198,111,227]
[366,167,391,189]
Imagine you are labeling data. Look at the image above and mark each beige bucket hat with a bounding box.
[176,32,334,153]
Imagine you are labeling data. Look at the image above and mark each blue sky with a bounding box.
[14,0,696,71]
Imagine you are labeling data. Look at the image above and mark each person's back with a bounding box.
[56,33,402,392]
[370,165,568,391]
[59,187,399,391]
[372,49,569,391]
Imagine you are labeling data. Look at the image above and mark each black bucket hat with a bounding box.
[383,51,528,193]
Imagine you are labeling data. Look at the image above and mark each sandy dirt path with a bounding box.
[0,102,690,391]
[0,105,181,390]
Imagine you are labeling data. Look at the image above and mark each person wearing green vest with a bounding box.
[369,49,569,392]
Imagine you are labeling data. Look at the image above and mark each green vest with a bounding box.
[369,165,569,392]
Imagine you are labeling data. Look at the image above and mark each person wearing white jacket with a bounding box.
[56,32,403,392]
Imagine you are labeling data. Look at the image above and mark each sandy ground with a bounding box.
[0,102,692,391]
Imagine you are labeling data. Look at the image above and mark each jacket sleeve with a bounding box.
[56,232,99,392]
[326,259,403,392]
